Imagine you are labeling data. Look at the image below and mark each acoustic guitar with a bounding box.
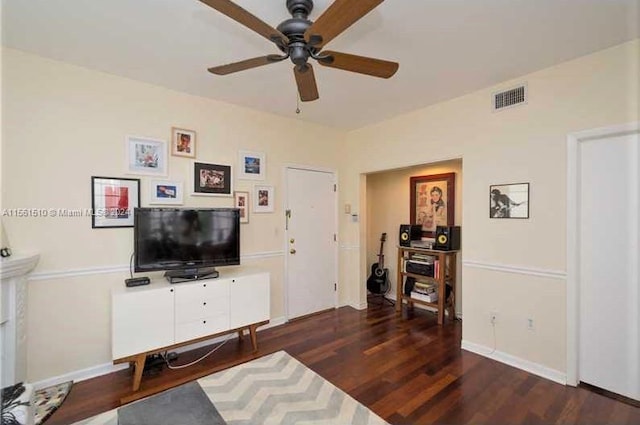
[366,233,389,294]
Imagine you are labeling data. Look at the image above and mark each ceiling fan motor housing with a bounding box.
[277,0,316,66]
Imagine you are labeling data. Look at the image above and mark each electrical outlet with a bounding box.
[527,317,535,330]
[490,311,498,324]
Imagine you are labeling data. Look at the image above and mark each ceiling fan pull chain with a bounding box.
[296,94,301,114]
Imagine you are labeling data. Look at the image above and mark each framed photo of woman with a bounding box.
[410,173,455,237]
[171,127,196,159]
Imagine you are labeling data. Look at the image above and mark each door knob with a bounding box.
[290,238,295,244]
[290,249,297,254]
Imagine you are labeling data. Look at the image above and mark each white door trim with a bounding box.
[282,164,339,321]
[566,121,640,386]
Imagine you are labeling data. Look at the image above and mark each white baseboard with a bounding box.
[461,340,566,385]
[350,301,368,310]
[31,316,287,390]
[32,362,129,390]
[338,300,367,310]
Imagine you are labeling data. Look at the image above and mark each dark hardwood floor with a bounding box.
[48,304,640,425]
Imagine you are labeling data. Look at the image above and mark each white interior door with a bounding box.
[285,167,337,320]
[578,132,639,401]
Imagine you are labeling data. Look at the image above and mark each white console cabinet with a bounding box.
[112,269,269,392]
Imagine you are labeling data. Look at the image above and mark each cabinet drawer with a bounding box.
[174,281,229,324]
[175,314,229,343]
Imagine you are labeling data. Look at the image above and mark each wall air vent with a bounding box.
[492,84,527,112]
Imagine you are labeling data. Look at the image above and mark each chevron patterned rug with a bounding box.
[73,351,388,425]
[200,350,388,425]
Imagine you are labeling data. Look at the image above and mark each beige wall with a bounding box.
[1,48,344,381]
[338,39,639,374]
[3,39,639,383]
[365,160,463,313]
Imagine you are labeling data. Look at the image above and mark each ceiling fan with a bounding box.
[200,0,398,102]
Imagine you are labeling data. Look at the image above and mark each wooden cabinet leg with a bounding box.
[249,325,258,352]
[132,354,146,392]
[448,291,456,322]
[437,285,444,325]
[396,248,403,313]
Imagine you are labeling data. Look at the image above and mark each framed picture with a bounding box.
[126,136,168,176]
[490,183,530,219]
[238,150,266,180]
[149,180,184,205]
[410,173,455,237]
[234,191,250,224]
[192,161,233,197]
[91,176,140,228]
[253,185,275,213]
[171,127,196,158]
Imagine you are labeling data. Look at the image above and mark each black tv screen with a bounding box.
[134,208,240,272]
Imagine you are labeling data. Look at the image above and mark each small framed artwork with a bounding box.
[126,136,168,176]
[91,176,140,228]
[410,173,455,237]
[192,161,233,197]
[149,180,184,205]
[238,150,266,180]
[234,191,250,224]
[171,127,196,159]
[490,183,530,219]
[254,185,275,213]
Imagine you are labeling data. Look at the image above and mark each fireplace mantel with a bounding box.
[0,253,39,279]
[1,252,39,388]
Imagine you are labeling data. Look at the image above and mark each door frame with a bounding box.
[282,164,339,322]
[566,121,640,386]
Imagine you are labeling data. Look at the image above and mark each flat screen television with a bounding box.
[134,208,240,282]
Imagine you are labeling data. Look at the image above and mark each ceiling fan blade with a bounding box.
[304,0,384,48]
[199,0,289,45]
[294,65,319,102]
[317,51,398,78]
[208,55,286,75]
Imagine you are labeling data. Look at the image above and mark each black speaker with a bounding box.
[434,226,461,251]
[399,224,422,247]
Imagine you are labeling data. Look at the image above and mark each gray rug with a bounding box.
[74,351,388,425]
[119,382,226,425]
[72,383,226,425]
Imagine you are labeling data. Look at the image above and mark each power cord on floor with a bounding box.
[161,334,234,370]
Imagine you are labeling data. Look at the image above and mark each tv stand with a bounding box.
[164,267,219,284]
[112,269,270,396]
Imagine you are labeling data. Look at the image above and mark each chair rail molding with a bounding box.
[28,250,285,281]
[463,259,566,280]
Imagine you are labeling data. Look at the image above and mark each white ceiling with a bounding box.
[2,0,639,129]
